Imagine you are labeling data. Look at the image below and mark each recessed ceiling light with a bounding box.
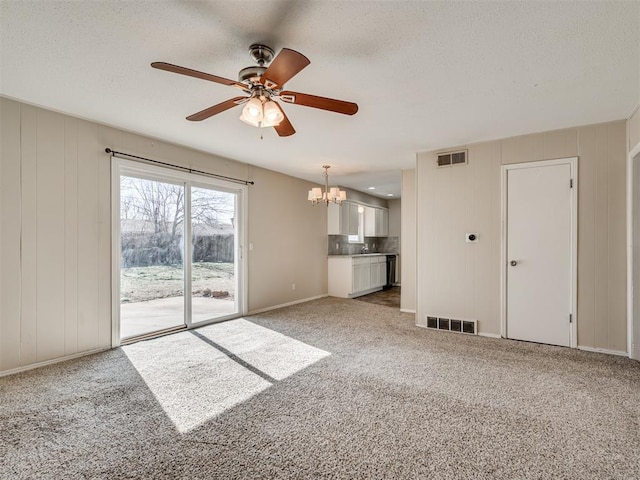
[386,193,394,197]
[368,187,375,190]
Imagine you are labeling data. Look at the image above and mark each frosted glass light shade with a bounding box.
[262,100,284,127]
[239,98,263,127]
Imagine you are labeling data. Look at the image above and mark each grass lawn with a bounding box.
[121,262,235,303]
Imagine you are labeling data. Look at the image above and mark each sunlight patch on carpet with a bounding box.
[122,319,330,433]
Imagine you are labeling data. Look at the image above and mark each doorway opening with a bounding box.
[112,159,246,345]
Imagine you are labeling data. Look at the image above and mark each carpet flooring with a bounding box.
[1,297,640,479]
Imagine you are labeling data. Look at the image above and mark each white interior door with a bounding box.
[505,160,575,347]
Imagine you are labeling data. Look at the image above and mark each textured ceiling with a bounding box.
[1,1,639,198]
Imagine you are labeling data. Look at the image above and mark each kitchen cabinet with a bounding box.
[370,255,386,288]
[328,202,359,235]
[364,206,389,237]
[328,254,387,298]
[352,256,371,293]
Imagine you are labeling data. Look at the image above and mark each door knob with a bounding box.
[510,260,517,267]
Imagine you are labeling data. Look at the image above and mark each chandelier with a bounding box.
[308,165,347,206]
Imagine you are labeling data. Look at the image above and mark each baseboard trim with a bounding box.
[400,309,416,314]
[577,346,628,357]
[248,294,329,315]
[0,347,111,378]
[478,332,501,339]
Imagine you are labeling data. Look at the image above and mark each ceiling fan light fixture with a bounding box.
[239,97,264,126]
[262,100,284,127]
[153,44,358,137]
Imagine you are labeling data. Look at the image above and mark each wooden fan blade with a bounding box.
[151,62,248,91]
[259,48,310,89]
[186,97,248,121]
[279,91,358,115]
[273,103,295,137]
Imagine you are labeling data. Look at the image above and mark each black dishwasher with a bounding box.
[384,254,396,290]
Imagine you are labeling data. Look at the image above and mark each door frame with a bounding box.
[500,157,578,347]
[110,157,248,348]
[627,143,640,359]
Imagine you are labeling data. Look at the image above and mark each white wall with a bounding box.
[247,166,327,312]
[342,188,388,208]
[0,97,327,374]
[387,199,401,237]
[630,106,640,153]
[400,169,416,313]
[416,121,627,352]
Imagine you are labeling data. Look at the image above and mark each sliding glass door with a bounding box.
[119,175,186,338]
[114,160,245,342]
[190,186,238,323]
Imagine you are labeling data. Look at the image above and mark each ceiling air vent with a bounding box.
[437,150,467,168]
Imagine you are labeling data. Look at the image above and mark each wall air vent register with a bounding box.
[426,316,477,335]
[436,150,468,167]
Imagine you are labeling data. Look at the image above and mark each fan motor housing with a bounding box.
[238,66,266,83]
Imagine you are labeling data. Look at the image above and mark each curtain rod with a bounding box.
[105,148,254,186]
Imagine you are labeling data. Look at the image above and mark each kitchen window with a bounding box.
[348,207,364,243]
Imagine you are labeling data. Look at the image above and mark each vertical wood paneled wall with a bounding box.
[400,169,416,312]
[416,121,628,352]
[0,97,328,374]
[1,100,112,372]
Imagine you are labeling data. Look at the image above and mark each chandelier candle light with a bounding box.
[308,165,347,206]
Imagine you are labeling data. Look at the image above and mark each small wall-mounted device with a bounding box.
[466,233,478,243]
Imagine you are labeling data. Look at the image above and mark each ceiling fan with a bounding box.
[151,44,359,137]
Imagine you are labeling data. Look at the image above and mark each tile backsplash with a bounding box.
[328,235,399,255]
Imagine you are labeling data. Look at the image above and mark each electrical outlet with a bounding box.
[336,243,339,249]
[249,242,254,250]
[292,283,296,291]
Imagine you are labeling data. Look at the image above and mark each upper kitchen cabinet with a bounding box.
[364,206,389,237]
[328,201,359,235]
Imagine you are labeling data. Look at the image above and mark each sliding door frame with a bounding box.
[111,158,248,347]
